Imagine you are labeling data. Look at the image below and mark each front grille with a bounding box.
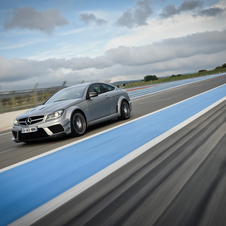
[48,125,64,134]
[18,128,48,141]
[19,115,44,125]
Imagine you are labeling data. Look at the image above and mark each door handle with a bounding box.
[105,95,109,98]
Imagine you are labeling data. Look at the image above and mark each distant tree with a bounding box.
[152,75,158,80]
[199,69,207,73]
[222,63,226,68]
[215,66,222,69]
[144,75,151,82]
[144,75,158,82]
[171,74,182,77]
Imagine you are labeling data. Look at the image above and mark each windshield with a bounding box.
[45,85,86,104]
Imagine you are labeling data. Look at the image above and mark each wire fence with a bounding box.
[0,85,63,114]
[0,80,113,114]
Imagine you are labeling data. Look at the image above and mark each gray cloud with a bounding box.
[179,0,203,11]
[3,6,68,33]
[160,0,203,18]
[0,30,225,83]
[115,10,134,28]
[105,30,226,66]
[160,5,178,18]
[79,13,107,26]
[195,7,225,17]
[134,0,153,25]
[115,0,153,28]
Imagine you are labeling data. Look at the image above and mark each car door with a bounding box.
[86,83,111,121]
[100,83,118,114]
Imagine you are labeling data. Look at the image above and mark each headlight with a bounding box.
[46,110,64,122]
[13,119,19,126]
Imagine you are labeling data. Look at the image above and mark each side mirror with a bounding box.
[89,92,98,98]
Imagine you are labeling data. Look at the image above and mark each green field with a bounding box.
[123,67,226,89]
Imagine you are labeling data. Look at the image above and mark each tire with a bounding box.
[119,100,130,120]
[71,111,87,137]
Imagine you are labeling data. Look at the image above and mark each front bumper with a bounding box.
[12,117,71,143]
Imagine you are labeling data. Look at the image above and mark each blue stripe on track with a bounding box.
[0,84,226,225]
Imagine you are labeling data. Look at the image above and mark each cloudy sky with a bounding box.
[0,0,226,89]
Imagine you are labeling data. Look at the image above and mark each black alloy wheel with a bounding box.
[120,100,130,120]
[71,112,87,136]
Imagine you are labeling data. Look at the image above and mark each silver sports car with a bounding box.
[12,82,132,143]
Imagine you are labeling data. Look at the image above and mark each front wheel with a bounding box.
[119,100,130,120]
[71,111,87,137]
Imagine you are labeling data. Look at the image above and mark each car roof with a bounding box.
[69,82,115,89]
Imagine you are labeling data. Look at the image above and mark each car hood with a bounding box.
[16,98,83,119]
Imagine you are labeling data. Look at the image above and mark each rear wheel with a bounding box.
[71,111,87,136]
[119,100,130,120]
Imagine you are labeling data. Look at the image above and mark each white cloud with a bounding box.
[104,30,226,66]
[106,8,226,50]
[1,0,226,88]
[0,29,225,85]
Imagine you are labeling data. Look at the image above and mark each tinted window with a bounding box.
[88,84,102,95]
[101,84,115,93]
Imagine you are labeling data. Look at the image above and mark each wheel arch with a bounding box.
[117,96,129,115]
[66,106,88,126]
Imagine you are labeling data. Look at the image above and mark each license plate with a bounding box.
[21,127,38,134]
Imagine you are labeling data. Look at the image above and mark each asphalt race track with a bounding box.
[1,74,226,169]
[35,95,226,226]
[0,74,226,225]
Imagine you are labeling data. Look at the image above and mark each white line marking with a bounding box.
[11,94,226,226]
[1,83,226,174]
[0,132,11,136]
[131,84,193,100]
[0,148,16,154]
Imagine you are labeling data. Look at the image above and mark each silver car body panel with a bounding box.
[12,82,132,142]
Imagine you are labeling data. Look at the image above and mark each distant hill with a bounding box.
[112,79,143,85]
[111,73,195,85]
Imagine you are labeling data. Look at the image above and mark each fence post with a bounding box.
[33,83,39,106]
[0,86,2,113]
[11,91,16,111]
[0,95,2,114]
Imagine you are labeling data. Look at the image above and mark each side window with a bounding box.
[101,84,115,93]
[88,84,102,95]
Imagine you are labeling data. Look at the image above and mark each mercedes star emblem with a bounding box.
[26,117,32,125]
